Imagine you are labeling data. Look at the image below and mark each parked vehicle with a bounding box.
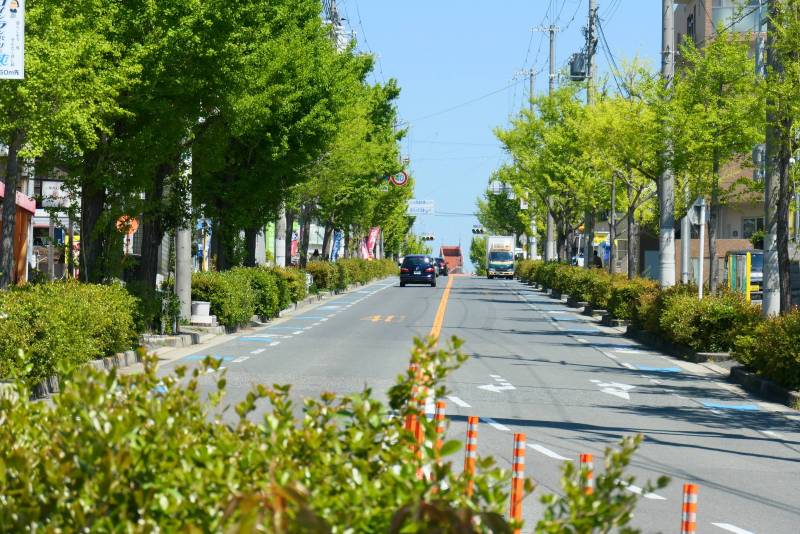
[486,236,515,279]
[399,255,437,287]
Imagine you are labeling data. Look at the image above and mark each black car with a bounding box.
[400,255,437,287]
[435,257,449,276]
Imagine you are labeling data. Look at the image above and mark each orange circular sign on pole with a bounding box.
[116,216,139,236]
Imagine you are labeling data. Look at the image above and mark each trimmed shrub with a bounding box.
[191,271,256,328]
[515,260,540,283]
[234,267,280,319]
[0,282,138,385]
[305,261,340,292]
[660,292,760,353]
[735,310,800,390]
[586,270,615,310]
[608,278,659,321]
[534,262,560,289]
[272,267,308,303]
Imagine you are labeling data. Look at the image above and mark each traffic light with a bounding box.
[421,233,435,241]
[472,226,485,235]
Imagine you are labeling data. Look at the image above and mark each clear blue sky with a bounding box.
[338,1,662,269]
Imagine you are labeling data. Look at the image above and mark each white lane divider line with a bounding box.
[490,374,502,378]
[313,322,321,326]
[481,418,511,432]
[760,430,783,439]
[303,326,313,330]
[293,330,303,335]
[575,338,589,344]
[528,443,571,461]
[250,348,266,355]
[621,362,636,370]
[619,481,667,500]
[232,356,249,363]
[447,395,471,408]
[269,341,281,347]
[711,523,756,534]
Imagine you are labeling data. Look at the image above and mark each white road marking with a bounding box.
[591,379,635,400]
[490,374,502,378]
[618,481,667,500]
[621,362,636,370]
[269,341,281,347]
[447,396,471,408]
[313,322,321,326]
[711,523,756,534]
[232,356,249,363]
[528,444,571,461]
[478,383,516,393]
[303,326,312,330]
[575,338,589,344]
[760,430,783,439]
[482,418,511,432]
[320,318,329,321]
[250,348,266,355]
[293,330,303,335]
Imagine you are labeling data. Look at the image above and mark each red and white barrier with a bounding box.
[434,400,446,451]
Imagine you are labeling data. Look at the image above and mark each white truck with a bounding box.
[486,236,515,279]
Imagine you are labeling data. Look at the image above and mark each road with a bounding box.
[162,274,800,533]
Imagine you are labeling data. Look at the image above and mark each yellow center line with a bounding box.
[429,275,455,341]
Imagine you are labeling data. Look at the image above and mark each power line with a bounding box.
[411,78,528,122]
[411,139,501,147]
[597,17,626,96]
[351,0,386,85]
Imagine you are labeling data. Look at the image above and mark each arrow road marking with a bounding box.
[591,379,635,400]
[478,375,516,393]
[528,444,571,461]
[232,356,249,363]
[619,481,667,500]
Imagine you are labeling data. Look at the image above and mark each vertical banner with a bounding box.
[0,0,24,79]
[290,230,299,259]
[360,238,370,259]
[366,227,380,259]
[330,229,343,262]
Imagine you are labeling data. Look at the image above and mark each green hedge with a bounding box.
[0,282,138,385]
[191,271,256,328]
[735,310,800,390]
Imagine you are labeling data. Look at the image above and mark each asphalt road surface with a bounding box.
[161,274,800,533]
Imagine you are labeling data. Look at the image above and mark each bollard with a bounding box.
[434,400,446,451]
[509,433,526,534]
[579,453,594,495]
[463,416,479,496]
[681,483,699,534]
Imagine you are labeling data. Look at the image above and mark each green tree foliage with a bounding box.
[673,32,764,292]
[470,236,487,275]
[0,0,133,287]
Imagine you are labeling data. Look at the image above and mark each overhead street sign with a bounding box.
[407,199,434,215]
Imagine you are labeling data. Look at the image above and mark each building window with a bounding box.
[687,12,696,43]
[743,217,764,239]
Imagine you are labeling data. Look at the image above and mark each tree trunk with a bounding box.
[244,227,258,267]
[708,157,720,293]
[284,209,295,266]
[627,183,637,279]
[778,117,793,312]
[80,176,108,283]
[344,227,351,259]
[321,221,334,260]
[138,164,171,288]
[0,129,24,288]
[298,204,312,268]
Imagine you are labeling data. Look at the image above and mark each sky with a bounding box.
[337,1,662,269]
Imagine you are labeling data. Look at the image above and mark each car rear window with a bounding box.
[402,257,430,267]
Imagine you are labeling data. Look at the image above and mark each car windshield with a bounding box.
[489,251,513,262]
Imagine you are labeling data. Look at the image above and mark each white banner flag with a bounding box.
[0,0,24,79]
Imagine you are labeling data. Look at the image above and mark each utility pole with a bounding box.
[658,0,676,287]
[175,154,193,323]
[583,0,598,269]
[540,24,559,262]
[528,69,539,260]
[762,0,781,316]
[609,172,616,274]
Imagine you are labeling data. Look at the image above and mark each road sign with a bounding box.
[0,0,24,79]
[407,199,434,215]
[389,171,409,187]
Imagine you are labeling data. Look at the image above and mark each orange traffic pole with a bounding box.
[434,400,446,451]
[463,416,479,496]
[681,483,699,534]
[509,433,526,534]
[579,453,594,495]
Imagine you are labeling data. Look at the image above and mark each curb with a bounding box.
[729,366,800,409]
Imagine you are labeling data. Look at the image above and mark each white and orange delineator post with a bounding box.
[681,483,699,534]
[463,416,479,496]
[579,453,594,495]
[509,433,526,534]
